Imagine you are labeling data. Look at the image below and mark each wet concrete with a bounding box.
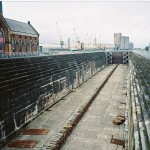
[61,65,128,150]
[2,65,117,150]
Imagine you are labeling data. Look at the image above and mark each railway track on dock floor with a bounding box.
[1,64,128,150]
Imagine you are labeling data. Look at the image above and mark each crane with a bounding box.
[94,34,97,47]
[84,33,88,50]
[88,34,92,49]
[98,35,101,48]
[56,22,64,50]
[84,33,88,44]
[73,28,81,50]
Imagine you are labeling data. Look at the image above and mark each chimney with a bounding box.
[68,38,70,50]
[28,21,30,24]
[0,1,3,15]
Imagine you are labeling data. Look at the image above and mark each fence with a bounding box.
[0,50,105,59]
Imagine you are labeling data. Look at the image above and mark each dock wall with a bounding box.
[0,52,105,140]
[127,52,150,149]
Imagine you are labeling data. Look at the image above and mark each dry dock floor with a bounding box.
[61,65,127,150]
[2,65,127,150]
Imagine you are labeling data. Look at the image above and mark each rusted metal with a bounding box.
[117,116,125,122]
[113,118,123,125]
[7,140,38,148]
[21,129,50,135]
[110,136,125,146]
[113,115,125,125]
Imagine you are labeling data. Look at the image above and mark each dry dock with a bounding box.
[2,65,128,150]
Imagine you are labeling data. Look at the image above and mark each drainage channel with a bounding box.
[1,65,119,150]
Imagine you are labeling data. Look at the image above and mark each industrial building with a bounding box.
[129,42,134,50]
[39,43,69,52]
[121,36,129,50]
[99,43,115,50]
[114,33,132,50]
[114,33,122,50]
[0,2,39,53]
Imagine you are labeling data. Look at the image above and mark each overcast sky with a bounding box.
[3,1,150,48]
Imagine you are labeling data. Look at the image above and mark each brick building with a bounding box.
[0,2,39,53]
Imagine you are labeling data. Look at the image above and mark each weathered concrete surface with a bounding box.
[61,65,128,150]
[128,54,150,150]
[0,52,105,141]
[2,65,116,150]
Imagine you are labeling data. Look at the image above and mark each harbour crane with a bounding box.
[98,35,101,48]
[93,34,97,47]
[84,34,88,50]
[88,34,92,49]
[84,33,88,44]
[56,22,64,50]
[73,28,81,50]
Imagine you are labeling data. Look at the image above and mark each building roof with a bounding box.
[5,18,39,36]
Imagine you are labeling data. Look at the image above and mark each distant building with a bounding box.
[39,43,69,52]
[114,33,130,50]
[100,44,115,49]
[120,37,124,50]
[121,36,129,50]
[0,2,39,52]
[114,33,122,50]
[129,42,134,50]
[124,37,129,50]
[81,42,84,50]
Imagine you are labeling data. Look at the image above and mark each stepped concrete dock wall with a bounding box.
[127,52,150,149]
[0,52,105,140]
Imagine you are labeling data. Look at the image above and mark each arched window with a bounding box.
[18,38,22,52]
[34,40,36,51]
[30,39,32,52]
[0,30,4,52]
[24,39,27,52]
[12,38,16,52]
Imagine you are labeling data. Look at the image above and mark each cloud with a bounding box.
[3,1,150,48]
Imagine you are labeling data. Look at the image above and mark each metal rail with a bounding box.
[0,50,105,59]
[133,50,150,60]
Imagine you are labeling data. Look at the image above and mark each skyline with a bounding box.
[3,1,150,48]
